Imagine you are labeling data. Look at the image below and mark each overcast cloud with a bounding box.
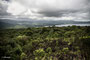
[0,0,90,20]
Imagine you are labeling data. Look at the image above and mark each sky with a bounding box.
[0,0,90,21]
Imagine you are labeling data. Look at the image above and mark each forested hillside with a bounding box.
[0,26,90,60]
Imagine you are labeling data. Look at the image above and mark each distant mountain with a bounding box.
[0,21,15,29]
[0,19,90,29]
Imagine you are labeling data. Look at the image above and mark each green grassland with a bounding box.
[0,26,90,60]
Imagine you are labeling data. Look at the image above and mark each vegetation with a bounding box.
[0,26,90,60]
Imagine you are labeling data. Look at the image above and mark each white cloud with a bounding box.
[7,1,26,15]
[0,0,90,20]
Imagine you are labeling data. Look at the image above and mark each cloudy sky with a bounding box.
[0,0,90,21]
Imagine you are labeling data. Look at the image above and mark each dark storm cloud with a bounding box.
[39,11,62,17]
[37,0,90,20]
[2,0,10,2]
[38,10,83,17]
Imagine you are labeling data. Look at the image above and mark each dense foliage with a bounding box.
[0,26,90,60]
